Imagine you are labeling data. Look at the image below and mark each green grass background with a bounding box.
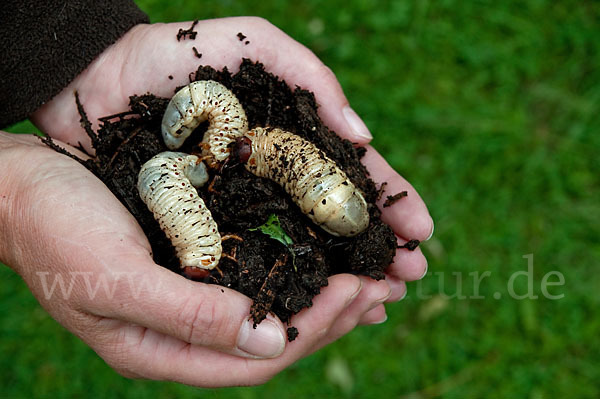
[2,0,598,397]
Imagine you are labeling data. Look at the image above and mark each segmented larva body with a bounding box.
[161,80,248,161]
[137,152,221,272]
[241,128,370,237]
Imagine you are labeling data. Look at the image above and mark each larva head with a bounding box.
[161,85,200,150]
[183,157,209,188]
[162,107,194,149]
[183,266,211,279]
[231,137,253,164]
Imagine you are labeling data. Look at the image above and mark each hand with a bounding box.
[16,17,433,385]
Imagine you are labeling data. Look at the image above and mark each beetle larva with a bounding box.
[161,80,248,161]
[235,128,370,237]
[137,151,221,276]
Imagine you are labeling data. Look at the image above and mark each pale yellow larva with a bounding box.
[161,80,248,161]
[137,151,221,276]
[239,128,370,237]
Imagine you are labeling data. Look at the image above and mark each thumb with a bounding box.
[84,257,287,359]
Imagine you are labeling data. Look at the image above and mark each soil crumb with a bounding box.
[398,239,420,251]
[287,327,299,342]
[377,182,388,201]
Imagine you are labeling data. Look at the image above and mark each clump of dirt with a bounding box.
[49,60,401,339]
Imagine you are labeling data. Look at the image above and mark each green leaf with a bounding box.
[249,214,297,270]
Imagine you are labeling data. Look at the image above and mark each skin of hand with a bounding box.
[0,17,433,386]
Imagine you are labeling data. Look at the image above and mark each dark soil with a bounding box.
[48,60,401,339]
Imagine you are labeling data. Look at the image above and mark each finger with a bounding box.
[361,145,434,241]
[87,274,363,387]
[81,256,288,360]
[322,276,390,344]
[358,304,388,325]
[386,236,429,282]
[157,18,373,144]
[384,274,408,302]
[298,276,390,357]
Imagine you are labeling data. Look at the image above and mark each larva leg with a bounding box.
[238,128,370,237]
[137,151,222,275]
[221,234,244,242]
[161,80,249,161]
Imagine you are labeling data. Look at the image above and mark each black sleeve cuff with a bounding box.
[0,0,149,128]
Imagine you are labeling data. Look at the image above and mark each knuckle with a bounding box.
[318,64,337,82]
[246,16,276,31]
[177,295,231,347]
[304,59,337,84]
[90,325,147,379]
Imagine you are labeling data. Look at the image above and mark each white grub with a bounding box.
[243,128,370,237]
[137,152,221,271]
[161,80,248,161]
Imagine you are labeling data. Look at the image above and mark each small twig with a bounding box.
[39,136,97,175]
[383,191,408,207]
[177,20,198,41]
[39,136,82,162]
[376,182,388,201]
[98,110,137,123]
[250,253,288,326]
[221,234,244,242]
[74,91,98,148]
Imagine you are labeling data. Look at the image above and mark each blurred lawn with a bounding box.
[2,0,599,397]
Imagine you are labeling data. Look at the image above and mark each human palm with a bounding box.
[2,18,433,386]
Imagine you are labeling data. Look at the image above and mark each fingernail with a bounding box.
[236,316,285,359]
[368,286,392,311]
[377,288,392,304]
[399,287,408,301]
[425,219,435,241]
[343,106,372,142]
[419,262,429,280]
[370,313,388,325]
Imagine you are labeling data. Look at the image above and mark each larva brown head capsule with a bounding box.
[231,137,253,164]
[243,128,370,237]
[161,80,249,161]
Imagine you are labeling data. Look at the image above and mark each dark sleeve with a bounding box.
[0,0,149,128]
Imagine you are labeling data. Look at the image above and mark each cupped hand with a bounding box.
[0,133,368,386]
[19,17,433,385]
